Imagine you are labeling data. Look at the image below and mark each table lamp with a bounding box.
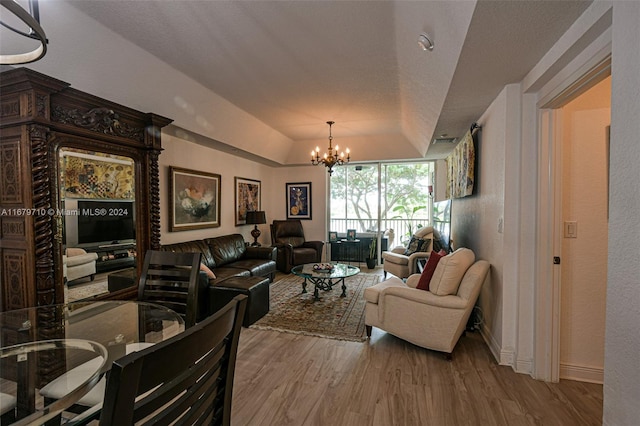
[245,211,266,246]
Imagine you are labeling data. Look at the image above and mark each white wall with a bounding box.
[560,77,610,383]
[604,2,640,424]
[434,160,448,202]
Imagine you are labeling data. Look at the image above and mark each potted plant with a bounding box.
[391,204,427,244]
[366,238,377,269]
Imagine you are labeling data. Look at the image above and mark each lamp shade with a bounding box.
[245,211,266,225]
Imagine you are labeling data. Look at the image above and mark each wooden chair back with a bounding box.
[138,250,205,328]
[99,295,247,425]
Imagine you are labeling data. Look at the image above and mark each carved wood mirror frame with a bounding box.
[0,68,172,310]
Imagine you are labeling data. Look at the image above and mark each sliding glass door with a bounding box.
[329,162,433,259]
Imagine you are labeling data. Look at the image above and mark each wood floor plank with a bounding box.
[232,326,602,425]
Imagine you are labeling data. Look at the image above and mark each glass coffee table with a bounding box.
[291,263,360,301]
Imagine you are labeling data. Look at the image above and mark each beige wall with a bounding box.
[559,76,610,383]
[450,84,510,363]
[604,3,640,422]
[159,135,273,245]
[158,134,329,247]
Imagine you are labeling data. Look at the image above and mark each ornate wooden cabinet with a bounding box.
[0,68,172,312]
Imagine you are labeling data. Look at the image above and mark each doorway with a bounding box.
[557,76,610,383]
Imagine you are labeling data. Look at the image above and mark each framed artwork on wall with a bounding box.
[235,177,261,226]
[286,182,312,220]
[445,129,476,199]
[169,167,221,231]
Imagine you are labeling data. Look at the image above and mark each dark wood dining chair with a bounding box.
[138,250,208,328]
[99,295,247,425]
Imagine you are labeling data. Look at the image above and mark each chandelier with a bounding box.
[311,121,350,175]
[0,0,48,64]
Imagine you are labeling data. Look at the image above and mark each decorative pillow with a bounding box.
[200,263,216,279]
[416,251,445,291]
[429,248,475,296]
[404,237,431,256]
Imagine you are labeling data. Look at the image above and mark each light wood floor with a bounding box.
[232,267,603,425]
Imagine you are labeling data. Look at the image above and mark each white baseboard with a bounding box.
[479,326,514,365]
[479,326,533,375]
[515,358,533,375]
[560,363,604,384]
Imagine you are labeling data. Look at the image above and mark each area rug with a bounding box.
[251,273,380,342]
[66,280,108,302]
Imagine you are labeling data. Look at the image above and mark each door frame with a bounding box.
[533,56,611,381]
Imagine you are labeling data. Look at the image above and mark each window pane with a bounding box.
[330,162,433,246]
[382,163,432,245]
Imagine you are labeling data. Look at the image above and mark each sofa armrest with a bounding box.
[407,251,430,274]
[390,246,406,254]
[380,286,467,310]
[301,240,324,253]
[245,246,277,261]
[272,242,293,250]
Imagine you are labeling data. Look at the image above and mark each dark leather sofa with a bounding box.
[162,234,276,283]
[162,234,276,326]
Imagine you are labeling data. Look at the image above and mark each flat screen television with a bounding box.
[77,200,135,245]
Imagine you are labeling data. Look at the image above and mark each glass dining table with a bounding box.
[0,301,185,425]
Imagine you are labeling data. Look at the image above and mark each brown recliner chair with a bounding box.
[270,219,324,273]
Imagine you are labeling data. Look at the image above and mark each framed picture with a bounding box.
[286,182,312,220]
[61,150,135,200]
[169,166,221,231]
[346,229,357,240]
[235,177,261,226]
[328,231,338,242]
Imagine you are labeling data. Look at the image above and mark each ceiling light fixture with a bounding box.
[311,121,350,176]
[417,33,434,51]
[0,0,48,64]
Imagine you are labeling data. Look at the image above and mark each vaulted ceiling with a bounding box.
[4,0,593,163]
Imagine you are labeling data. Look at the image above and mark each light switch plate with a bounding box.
[564,221,577,238]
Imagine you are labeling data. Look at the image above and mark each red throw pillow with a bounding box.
[416,251,445,291]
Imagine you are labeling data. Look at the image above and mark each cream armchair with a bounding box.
[63,248,98,283]
[365,248,489,357]
[381,226,434,279]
